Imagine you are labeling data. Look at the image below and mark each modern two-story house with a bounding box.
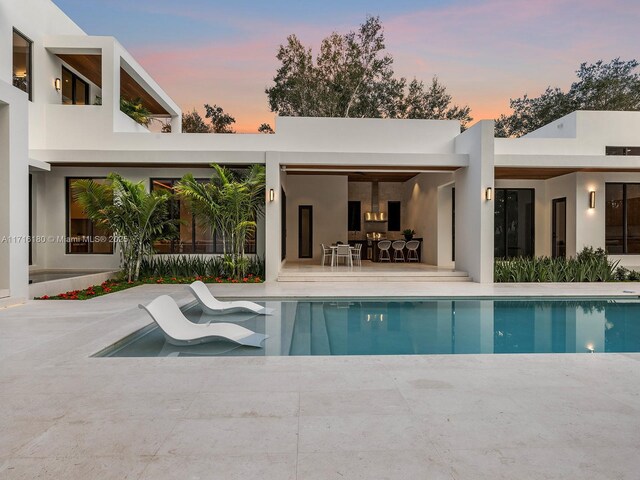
[2,0,640,305]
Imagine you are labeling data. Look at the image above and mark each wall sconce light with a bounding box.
[589,191,596,209]
[54,78,61,92]
[269,188,275,202]
[485,187,493,201]
[586,343,595,353]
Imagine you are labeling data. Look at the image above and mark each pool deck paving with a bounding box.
[1,282,640,479]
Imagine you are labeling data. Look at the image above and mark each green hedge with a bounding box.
[494,247,623,282]
[139,255,265,279]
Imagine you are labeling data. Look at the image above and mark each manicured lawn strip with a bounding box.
[35,275,262,300]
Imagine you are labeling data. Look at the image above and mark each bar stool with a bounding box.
[392,240,406,262]
[405,240,420,262]
[377,240,391,262]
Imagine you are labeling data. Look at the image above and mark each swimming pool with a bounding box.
[96,298,640,357]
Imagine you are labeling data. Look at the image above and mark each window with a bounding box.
[150,179,257,254]
[298,206,313,258]
[387,201,401,231]
[62,66,89,105]
[12,29,32,100]
[452,187,455,262]
[348,201,361,231]
[494,188,534,258]
[606,183,640,254]
[66,178,114,254]
[606,146,640,156]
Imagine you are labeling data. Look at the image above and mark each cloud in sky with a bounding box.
[55,0,640,132]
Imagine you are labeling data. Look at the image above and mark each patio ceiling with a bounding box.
[495,167,640,180]
[56,54,171,115]
[283,165,457,182]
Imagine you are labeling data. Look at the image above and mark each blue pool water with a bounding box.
[96,298,640,357]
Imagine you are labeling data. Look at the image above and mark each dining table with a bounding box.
[329,244,355,266]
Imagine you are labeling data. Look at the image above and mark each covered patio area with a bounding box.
[278,259,470,282]
[277,164,467,281]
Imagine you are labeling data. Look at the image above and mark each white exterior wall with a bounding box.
[0,80,30,303]
[402,172,454,266]
[284,175,348,263]
[454,121,495,282]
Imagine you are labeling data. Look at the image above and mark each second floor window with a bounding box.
[12,29,32,100]
[62,67,89,105]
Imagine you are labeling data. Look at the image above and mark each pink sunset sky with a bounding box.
[55,0,640,132]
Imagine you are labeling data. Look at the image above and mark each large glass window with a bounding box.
[62,66,89,105]
[606,183,640,254]
[150,179,256,254]
[12,29,32,100]
[494,188,535,258]
[66,178,114,254]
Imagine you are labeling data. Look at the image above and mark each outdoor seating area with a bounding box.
[321,240,420,267]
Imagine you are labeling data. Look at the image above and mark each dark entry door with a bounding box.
[298,205,313,258]
[552,198,567,258]
[281,188,287,261]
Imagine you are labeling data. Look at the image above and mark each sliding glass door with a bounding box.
[494,189,535,258]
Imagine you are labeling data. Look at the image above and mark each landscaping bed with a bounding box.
[35,275,262,300]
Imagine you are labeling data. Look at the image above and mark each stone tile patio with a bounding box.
[1,283,639,479]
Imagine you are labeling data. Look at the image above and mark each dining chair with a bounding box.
[405,240,420,262]
[377,240,391,262]
[334,244,353,267]
[351,243,362,266]
[321,244,332,266]
[392,240,406,262]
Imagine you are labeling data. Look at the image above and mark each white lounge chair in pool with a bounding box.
[187,280,274,315]
[139,295,268,347]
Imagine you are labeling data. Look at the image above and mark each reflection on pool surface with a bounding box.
[96,298,640,357]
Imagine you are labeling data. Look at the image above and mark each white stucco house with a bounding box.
[2,0,640,304]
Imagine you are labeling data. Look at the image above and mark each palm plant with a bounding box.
[72,173,177,281]
[175,164,265,279]
[120,97,151,126]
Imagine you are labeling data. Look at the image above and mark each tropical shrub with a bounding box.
[138,254,265,279]
[72,174,177,282]
[613,266,640,281]
[494,247,619,282]
[175,164,265,280]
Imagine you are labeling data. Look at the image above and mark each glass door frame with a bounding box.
[494,188,535,258]
[298,205,313,259]
[552,197,567,259]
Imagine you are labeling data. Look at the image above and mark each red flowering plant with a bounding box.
[34,273,263,300]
